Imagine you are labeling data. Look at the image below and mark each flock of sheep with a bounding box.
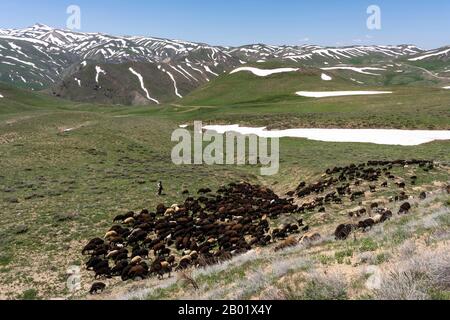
[83,182,303,293]
[83,159,441,294]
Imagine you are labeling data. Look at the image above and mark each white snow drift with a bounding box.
[408,48,450,61]
[129,67,160,104]
[443,86,450,89]
[321,66,386,76]
[202,125,450,146]
[295,91,392,98]
[95,66,106,83]
[321,73,332,81]
[0,93,3,98]
[230,67,299,77]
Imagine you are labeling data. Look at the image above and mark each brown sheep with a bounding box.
[299,232,321,244]
[124,217,135,225]
[274,236,298,252]
[104,231,118,239]
[131,256,143,265]
[358,218,375,230]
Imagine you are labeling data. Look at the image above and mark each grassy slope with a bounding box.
[173,65,450,129]
[0,81,449,299]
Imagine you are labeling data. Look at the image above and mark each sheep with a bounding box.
[113,211,134,223]
[334,224,353,240]
[198,188,212,194]
[111,260,128,276]
[160,261,172,278]
[396,182,406,189]
[113,215,125,223]
[132,247,149,259]
[124,217,135,225]
[127,264,148,280]
[371,214,383,224]
[92,245,109,257]
[176,255,192,270]
[299,232,321,245]
[104,230,118,239]
[89,282,106,294]
[150,260,171,279]
[86,256,103,270]
[121,265,133,281]
[114,252,128,262]
[94,266,111,279]
[189,250,199,260]
[106,250,120,260]
[380,210,392,222]
[274,236,298,252]
[156,204,166,215]
[358,218,375,230]
[131,256,143,265]
[153,242,166,255]
[399,202,411,214]
[164,208,175,216]
[82,238,104,255]
[350,191,364,201]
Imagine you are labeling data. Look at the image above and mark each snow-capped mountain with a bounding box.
[226,44,424,64]
[0,24,447,104]
[408,46,450,62]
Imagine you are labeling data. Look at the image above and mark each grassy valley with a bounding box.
[0,75,449,300]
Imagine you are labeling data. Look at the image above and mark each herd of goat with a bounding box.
[83,159,442,294]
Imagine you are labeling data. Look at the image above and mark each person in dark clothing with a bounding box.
[157,181,164,196]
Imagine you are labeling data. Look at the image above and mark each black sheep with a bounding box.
[399,202,411,214]
[334,224,354,240]
[89,282,106,294]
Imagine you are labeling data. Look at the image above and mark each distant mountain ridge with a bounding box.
[0,24,448,105]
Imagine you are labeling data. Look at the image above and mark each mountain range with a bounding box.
[1,24,449,105]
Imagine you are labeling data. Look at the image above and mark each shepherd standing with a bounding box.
[157,181,164,196]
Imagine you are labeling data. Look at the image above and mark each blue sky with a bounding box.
[0,0,448,48]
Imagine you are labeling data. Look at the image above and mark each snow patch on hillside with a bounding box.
[230,67,299,77]
[163,70,183,98]
[350,78,364,84]
[295,91,392,98]
[408,48,450,61]
[442,86,450,89]
[95,66,106,83]
[204,65,219,76]
[321,73,332,81]
[321,66,385,76]
[4,56,43,70]
[0,93,3,98]
[128,67,160,104]
[203,125,450,146]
